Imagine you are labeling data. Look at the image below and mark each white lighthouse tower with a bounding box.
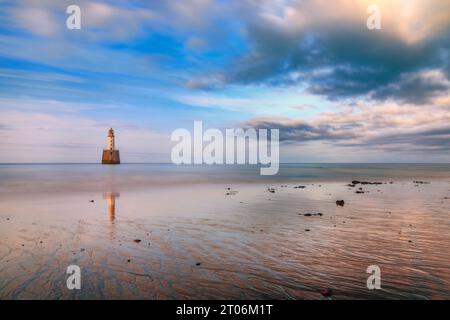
[108,128,115,150]
[101,128,120,164]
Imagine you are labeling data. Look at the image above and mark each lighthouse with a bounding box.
[101,128,120,164]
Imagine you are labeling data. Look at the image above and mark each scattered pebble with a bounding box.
[335,200,345,207]
[320,288,334,297]
[133,239,141,243]
[299,213,323,217]
[352,180,382,185]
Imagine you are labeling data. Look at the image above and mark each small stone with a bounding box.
[195,262,201,266]
[133,239,141,243]
[320,288,334,297]
[336,200,345,207]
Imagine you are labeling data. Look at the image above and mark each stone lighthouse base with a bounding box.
[102,149,120,164]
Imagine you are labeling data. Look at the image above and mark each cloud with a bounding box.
[193,0,450,104]
[11,5,60,37]
[185,37,208,52]
[4,0,223,42]
[243,115,358,142]
[243,95,450,154]
[371,70,450,104]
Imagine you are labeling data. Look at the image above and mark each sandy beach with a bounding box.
[0,164,449,299]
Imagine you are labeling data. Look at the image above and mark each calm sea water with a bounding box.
[0,164,449,299]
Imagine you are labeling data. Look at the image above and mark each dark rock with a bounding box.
[352,180,383,185]
[336,200,345,207]
[89,200,94,203]
[195,262,201,266]
[305,229,310,232]
[133,239,141,243]
[294,185,306,189]
[299,213,323,217]
[320,288,333,297]
[356,191,365,194]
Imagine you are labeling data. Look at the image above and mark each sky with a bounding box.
[0,0,449,163]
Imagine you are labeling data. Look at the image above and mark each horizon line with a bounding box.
[0,162,449,165]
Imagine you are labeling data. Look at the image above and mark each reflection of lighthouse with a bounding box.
[103,192,120,223]
[101,128,120,164]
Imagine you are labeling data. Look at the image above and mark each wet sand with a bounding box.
[1,164,450,299]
